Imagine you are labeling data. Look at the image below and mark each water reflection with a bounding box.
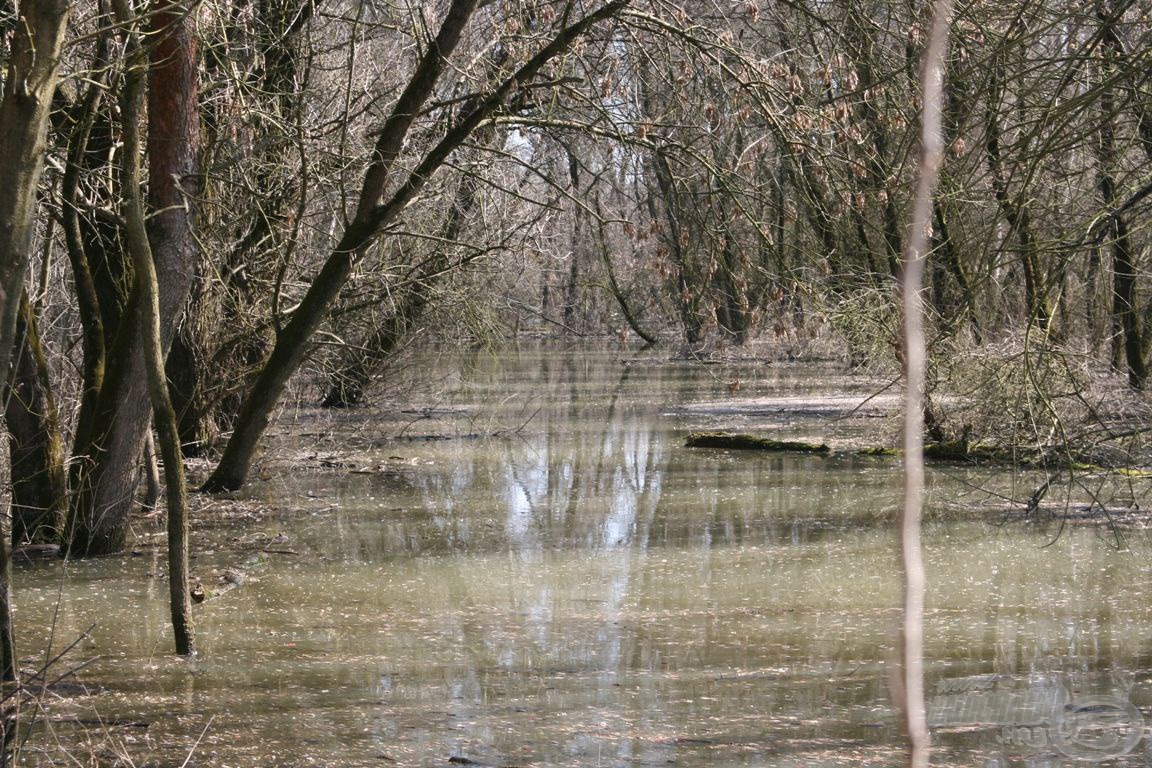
[10,346,1152,766]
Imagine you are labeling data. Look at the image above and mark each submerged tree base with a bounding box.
[685,432,831,454]
[922,441,1031,464]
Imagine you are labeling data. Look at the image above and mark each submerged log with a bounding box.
[685,432,830,454]
[923,441,1024,463]
[856,442,1031,464]
[12,544,61,562]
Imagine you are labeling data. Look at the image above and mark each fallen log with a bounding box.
[685,432,830,454]
[12,544,61,562]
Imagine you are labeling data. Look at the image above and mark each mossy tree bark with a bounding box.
[59,28,112,461]
[5,292,66,544]
[65,0,201,558]
[202,0,629,492]
[0,0,72,683]
[109,0,195,655]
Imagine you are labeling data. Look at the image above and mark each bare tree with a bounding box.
[897,1,953,765]
[65,0,202,558]
[0,0,72,683]
[202,0,630,492]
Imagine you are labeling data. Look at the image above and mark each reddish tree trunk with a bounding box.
[66,0,200,557]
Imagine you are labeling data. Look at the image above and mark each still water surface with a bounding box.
[12,346,1152,766]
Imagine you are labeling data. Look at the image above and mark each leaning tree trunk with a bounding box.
[0,0,72,684]
[202,0,627,492]
[322,135,486,408]
[592,194,657,345]
[66,0,201,557]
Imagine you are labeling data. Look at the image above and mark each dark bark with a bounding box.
[322,164,482,408]
[685,432,830,453]
[845,8,902,279]
[5,292,66,544]
[1098,2,1146,388]
[634,52,704,345]
[110,0,195,654]
[715,224,751,343]
[202,0,629,492]
[984,57,1048,329]
[66,0,201,557]
[930,197,982,343]
[0,0,72,686]
[563,240,583,332]
[0,0,70,383]
[165,328,212,454]
[592,195,657,345]
[60,30,111,456]
[564,147,586,334]
[793,150,852,282]
[649,150,705,345]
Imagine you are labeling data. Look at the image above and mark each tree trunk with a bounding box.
[1098,1,1147,388]
[984,57,1048,330]
[649,150,705,345]
[321,165,482,408]
[167,0,317,455]
[202,0,627,492]
[0,0,72,686]
[109,0,195,655]
[564,146,586,335]
[845,7,902,280]
[715,222,752,343]
[897,4,953,766]
[930,197,982,343]
[5,292,66,544]
[592,194,657,345]
[66,0,201,557]
[60,30,111,459]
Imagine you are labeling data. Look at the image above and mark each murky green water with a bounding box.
[11,346,1152,766]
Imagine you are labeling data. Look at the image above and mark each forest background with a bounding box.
[0,0,1151,692]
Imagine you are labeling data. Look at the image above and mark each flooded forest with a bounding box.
[3,0,1152,765]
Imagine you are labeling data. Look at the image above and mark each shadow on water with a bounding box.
[11,345,1152,766]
